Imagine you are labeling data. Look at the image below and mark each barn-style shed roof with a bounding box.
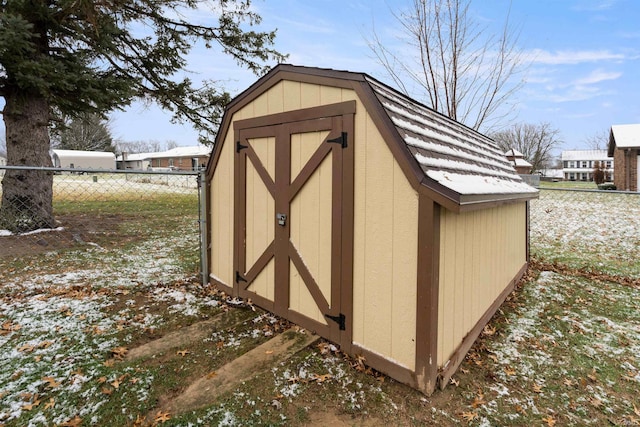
[213,65,537,210]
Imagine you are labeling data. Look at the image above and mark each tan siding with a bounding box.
[437,203,527,365]
[209,128,235,286]
[352,106,418,370]
[289,131,332,323]
[244,155,275,300]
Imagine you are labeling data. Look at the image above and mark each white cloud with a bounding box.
[571,0,618,11]
[572,69,622,85]
[525,48,625,65]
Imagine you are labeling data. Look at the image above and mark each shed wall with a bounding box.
[437,202,527,365]
[209,125,236,286]
[352,109,419,370]
[209,79,420,370]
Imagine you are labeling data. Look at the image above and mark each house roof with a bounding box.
[117,146,210,162]
[562,149,611,161]
[210,64,537,211]
[504,149,524,157]
[608,124,640,156]
[146,145,210,159]
[52,149,116,159]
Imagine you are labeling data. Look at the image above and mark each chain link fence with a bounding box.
[530,187,640,278]
[0,166,208,284]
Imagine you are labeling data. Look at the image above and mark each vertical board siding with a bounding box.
[209,128,235,286]
[352,108,419,371]
[244,156,275,300]
[289,132,333,323]
[437,203,527,365]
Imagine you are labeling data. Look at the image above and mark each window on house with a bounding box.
[563,161,568,168]
[169,159,174,167]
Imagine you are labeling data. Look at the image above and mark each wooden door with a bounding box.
[234,103,354,347]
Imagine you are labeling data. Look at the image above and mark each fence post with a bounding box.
[198,169,209,285]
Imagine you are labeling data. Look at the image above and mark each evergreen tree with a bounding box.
[54,114,115,152]
[0,0,285,231]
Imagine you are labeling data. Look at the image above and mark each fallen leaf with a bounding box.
[482,325,496,336]
[265,350,274,355]
[59,416,82,427]
[130,377,139,384]
[533,384,543,393]
[542,415,556,426]
[110,346,128,359]
[97,376,107,383]
[312,373,332,383]
[450,377,460,386]
[17,344,35,353]
[587,368,598,382]
[562,378,574,387]
[34,355,42,362]
[461,411,478,422]
[206,371,217,379]
[634,404,640,417]
[176,349,189,356]
[589,397,602,408]
[133,414,146,426]
[471,392,485,408]
[101,386,113,395]
[22,399,41,411]
[44,397,55,410]
[111,379,121,389]
[41,376,61,389]
[504,367,516,376]
[103,359,115,368]
[37,341,53,349]
[154,411,171,423]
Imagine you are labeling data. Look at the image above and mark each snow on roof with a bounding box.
[366,77,537,197]
[610,124,640,149]
[504,149,524,157]
[145,145,210,158]
[52,149,116,159]
[513,158,533,167]
[117,146,210,161]
[561,149,611,161]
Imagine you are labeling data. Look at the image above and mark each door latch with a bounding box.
[276,213,287,226]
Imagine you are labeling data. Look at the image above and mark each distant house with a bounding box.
[561,149,613,182]
[504,149,533,174]
[117,152,152,170]
[51,149,116,170]
[117,146,210,171]
[608,124,640,191]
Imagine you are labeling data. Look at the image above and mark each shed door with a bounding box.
[234,106,354,347]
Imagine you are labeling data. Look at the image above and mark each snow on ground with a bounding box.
[530,189,640,276]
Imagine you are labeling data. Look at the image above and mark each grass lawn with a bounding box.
[1,187,639,426]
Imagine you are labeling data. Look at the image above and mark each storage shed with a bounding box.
[52,149,116,170]
[205,65,538,394]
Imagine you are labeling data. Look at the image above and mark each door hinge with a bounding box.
[236,271,247,283]
[236,140,248,153]
[327,132,348,148]
[325,312,346,330]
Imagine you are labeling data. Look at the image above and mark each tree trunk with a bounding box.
[1,92,55,233]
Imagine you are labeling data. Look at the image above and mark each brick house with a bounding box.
[608,124,640,191]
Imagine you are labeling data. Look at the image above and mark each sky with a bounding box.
[3,0,639,153]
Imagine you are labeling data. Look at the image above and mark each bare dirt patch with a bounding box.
[0,213,128,258]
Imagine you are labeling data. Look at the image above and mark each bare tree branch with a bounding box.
[368,0,526,132]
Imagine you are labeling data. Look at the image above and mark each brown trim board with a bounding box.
[437,262,528,389]
[415,196,441,395]
[351,344,417,389]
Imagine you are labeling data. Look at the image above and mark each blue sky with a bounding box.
[111,0,638,152]
[4,0,638,153]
